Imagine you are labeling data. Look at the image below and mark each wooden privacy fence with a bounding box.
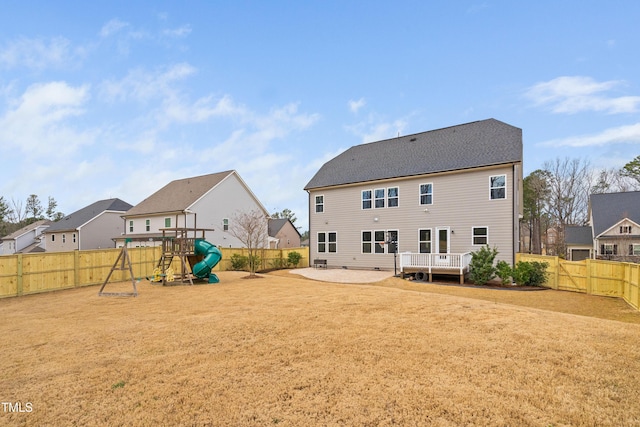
[0,246,309,299]
[517,253,640,311]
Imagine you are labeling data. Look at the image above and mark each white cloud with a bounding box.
[348,98,366,113]
[100,19,130,38]
[163,25,192,38]
[0,37,76,69]
[525,76,640,114]
[539,122,640,147]
[0,81,93,154]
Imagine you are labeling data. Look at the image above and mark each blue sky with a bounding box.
[1,1,639,232]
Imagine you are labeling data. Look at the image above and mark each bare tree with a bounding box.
[543,157,592,256]
[229,209,269,276]
[8,197,25,224]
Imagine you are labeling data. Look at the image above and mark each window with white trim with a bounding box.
[620,225,632,234]
[145,219,151,232]
[472,227,488,245]
[419,183,433,205]
[318,232,336,253]
[387,187,399,207]
[223,218,229,231]
[601,244,617,255]
[362,190,372,209]
[129,221,133,232]
[362,231,372,253]
[419,229,432,253]
[374,230,386,253]
[374,189,385,208]
[490,175,506,200]
[315,195,324,213]
[632,244,640,256]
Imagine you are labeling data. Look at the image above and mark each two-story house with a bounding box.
[268,218,301,248]
[42,198,132,252]
[0,219,50,254]
[589,191,640,260]
[304,119,523,271]
[118,170,269,248]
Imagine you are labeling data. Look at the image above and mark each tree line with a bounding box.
[0,195,64,237]
[522,155,640,257]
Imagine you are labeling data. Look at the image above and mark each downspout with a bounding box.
[307,189,311,267]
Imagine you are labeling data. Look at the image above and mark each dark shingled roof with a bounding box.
[305,119,522,190]
[125,170,234,217]
[590,191,640,237]
[565,225,593,245]
[46,198,133,232]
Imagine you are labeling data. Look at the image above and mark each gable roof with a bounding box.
[125,170,236,217]
[305,118,522,190]
[564,225,593,245]
[1,219,50,241]
[268,218,301,238]
[45,198,132,232]
[590,191,640,237]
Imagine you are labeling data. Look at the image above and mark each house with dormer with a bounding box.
[304,119,523,272]
[117,170,269,248]
[589,191,640,260]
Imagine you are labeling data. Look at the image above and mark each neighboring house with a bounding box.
[0,219,50,254]
[42,198,133,252]
[564,225,593,261]
[304,118,523,270]
[589,191,640,260]
[268,218,301,248]
[117,170,269,248]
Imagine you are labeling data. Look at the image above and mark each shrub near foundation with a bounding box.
[469,245,498,285]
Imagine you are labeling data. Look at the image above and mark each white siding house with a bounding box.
[118,170,269,248]
[304,119,523,272]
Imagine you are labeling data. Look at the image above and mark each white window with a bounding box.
[419,183,433,205]
[601,244,617,255]
[362,231,372,253]
[632,244,640,256]
[473,227,488,245]
[419,229,432,253]
[374,189,385,208]
[318,232,336,253]
[223,218,229,231]
[387,187,399,207]
[315,195,324,213]
[362,190,372,210]
[145,219,150,232]
[129,220,133,232]
[490,175,506,200]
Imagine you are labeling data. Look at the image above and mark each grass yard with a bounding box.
[2,271,640,426]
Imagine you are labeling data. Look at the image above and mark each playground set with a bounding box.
[98,227,222,297]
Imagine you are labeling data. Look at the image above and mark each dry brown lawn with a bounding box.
[2,270,640,426]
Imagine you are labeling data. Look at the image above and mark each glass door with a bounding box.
[436,227,450,266]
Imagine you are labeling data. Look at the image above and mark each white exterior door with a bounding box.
[435,227,450,266]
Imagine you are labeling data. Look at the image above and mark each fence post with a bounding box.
[74,250,80,287]
[585,258,592,295]
[16,253,23,296]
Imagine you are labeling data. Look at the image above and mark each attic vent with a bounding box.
[410,138,417,142]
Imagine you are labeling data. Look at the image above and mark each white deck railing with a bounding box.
[399,252,472,274]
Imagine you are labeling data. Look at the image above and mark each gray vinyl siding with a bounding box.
[309,165,519,269]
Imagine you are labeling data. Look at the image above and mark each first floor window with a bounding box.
[473,227,488,245]
[362,190,372,209]
[362,231,372,253]
[601,244,617,255]
[632,244,640,255]
[318,232,337,253]
[490,175,506,200]
[315,195,324,213]
[375,230,385,253]
[419,229,432,253]
[420,183,433,205]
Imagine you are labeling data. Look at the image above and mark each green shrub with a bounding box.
[287,251,303,267]
[495,260,512,285]
[248,254,261,272]
[512,261,549,286]
[469,245,498,285]
[230,253,248,271]
[270,257,288,269]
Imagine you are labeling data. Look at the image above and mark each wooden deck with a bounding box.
[399,252,472,284]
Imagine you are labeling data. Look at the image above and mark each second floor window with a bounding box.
[223,218,229,231]
[387,187,399,207]
[362,190,372,209]
[315,195,324,213]
[146,219,150,232]
[129,221,133,232]
[165,218,171,228]
[420,183,433,205]
[490,175,506,200]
